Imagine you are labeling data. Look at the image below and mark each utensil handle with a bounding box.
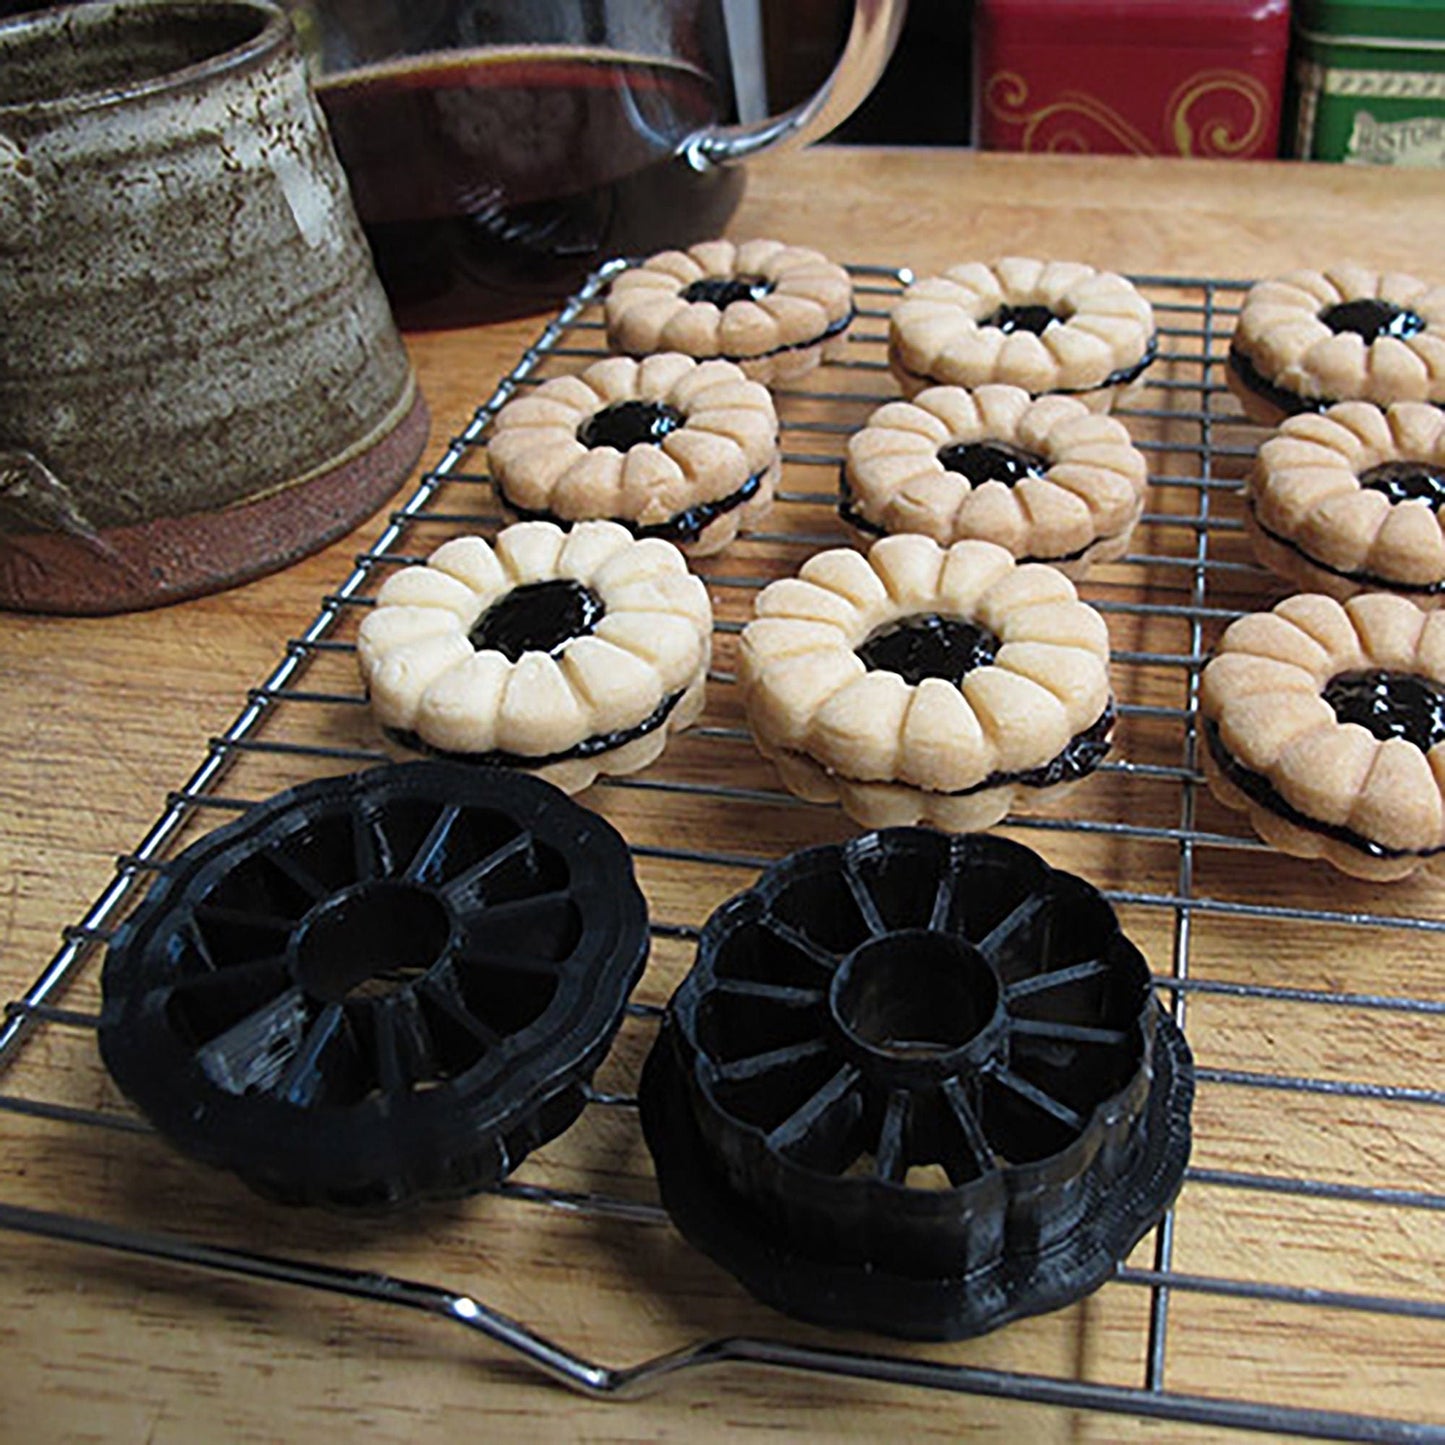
[682,0,908,171]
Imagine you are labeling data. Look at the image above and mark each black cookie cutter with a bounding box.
[639,828,1193,1339]
[100,763,649,1210]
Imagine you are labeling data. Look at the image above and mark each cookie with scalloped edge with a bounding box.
[1227,263,1445,426]
[841,383,1148,578]
[605,238,854,384]
[487,353,779,557]
[1246,400,1445,607]
[358,520,712,793]
[888,258,1156,411]
[1200,591,1445,881]
[738,534,1114,830]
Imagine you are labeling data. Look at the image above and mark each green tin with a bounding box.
[1291,0,1445,163]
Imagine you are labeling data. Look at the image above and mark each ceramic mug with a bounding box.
[0,0,428,613]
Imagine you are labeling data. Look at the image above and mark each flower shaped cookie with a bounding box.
[841,383,1149,577]
[487,353,779,557]
[604,238,854,384]
[1201,591,1445,881]
[739,534,1114,831]
[358,520,712,794]
[1247,401,1445,606]
[1228,264,1445,425]
[888,258,1156,410]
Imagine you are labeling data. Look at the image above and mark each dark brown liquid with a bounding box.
[316,47,744,329]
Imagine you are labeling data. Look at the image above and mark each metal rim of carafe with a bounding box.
[682,0,908,172]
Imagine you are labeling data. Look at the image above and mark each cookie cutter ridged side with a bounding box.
[640,828,1193,1339]
[99,763,649,1209]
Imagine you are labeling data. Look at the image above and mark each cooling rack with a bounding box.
[2,263,1443,1443]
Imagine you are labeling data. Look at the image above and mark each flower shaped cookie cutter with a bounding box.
[639,827,1194,1339]
[100,763,650,1209]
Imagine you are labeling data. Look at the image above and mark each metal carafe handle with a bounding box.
[684,0,908,170]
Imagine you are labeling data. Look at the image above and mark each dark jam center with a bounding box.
[468,580,603,663]
[1320,299,1426,343]
[984,304,1058,336]
[681,273,774,307]
[1322,670,1445,753]
[1359,460,1445,513]
[855,614,999,687]
[937,439,1048,488]
[578,400,683,451]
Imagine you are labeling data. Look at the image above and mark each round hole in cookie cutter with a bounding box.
[292,880,454,1004]
[639,827,1194,1339]
[828,930,1006,1085]
[99,762,649,1210]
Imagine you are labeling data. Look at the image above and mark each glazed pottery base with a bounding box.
[0,390,428,615]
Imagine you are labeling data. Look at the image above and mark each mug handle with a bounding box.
[682,0,908,171]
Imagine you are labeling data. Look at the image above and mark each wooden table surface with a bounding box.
[1,147,1443,1442]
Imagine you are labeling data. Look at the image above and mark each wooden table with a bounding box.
[1,147,1442,1442]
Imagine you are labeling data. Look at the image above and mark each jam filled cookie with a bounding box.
[888,258,1156,410]
[1246,401,1445,606]
[487,353,779,556]
[1201,592,1445,881]
[604,238,854,384]
[841,383,1149,577]
[739,534,1114,830]
[1227,264,1445,425]
[358,520,712,794]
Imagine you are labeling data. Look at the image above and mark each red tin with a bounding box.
[974,0,1291,159]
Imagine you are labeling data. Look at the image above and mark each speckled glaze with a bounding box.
[0,1,426,612]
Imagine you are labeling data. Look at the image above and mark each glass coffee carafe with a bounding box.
[284,0,905,326]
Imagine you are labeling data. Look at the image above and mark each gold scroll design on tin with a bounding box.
[984,70,1270,157]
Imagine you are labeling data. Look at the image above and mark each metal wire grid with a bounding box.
[1,264,1443,1443]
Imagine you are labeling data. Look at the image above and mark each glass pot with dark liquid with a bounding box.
[286,0,905,327]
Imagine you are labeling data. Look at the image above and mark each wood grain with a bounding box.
[1,146,1442,1442]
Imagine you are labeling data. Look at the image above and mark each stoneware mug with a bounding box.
[0,0,428,613]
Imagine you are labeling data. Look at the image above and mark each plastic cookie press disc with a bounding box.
[99,763,649,1209]
[639,828,1194,1339]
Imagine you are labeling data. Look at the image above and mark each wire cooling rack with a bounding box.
[2,264,1443,1443]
